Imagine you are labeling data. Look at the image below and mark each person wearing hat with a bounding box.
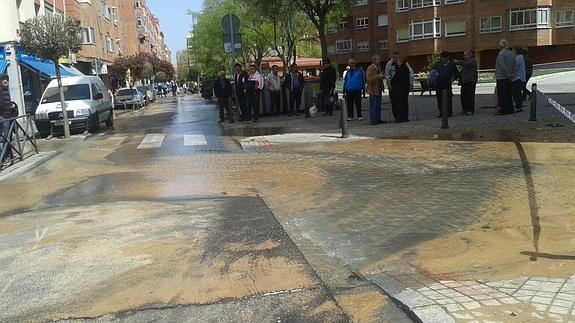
[320,58,336,116]
[0,74,16,162]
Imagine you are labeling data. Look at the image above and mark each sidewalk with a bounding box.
[223,91,575,143]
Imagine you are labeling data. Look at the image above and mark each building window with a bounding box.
[103,3,112,20]
[444,0,464,4]
[378,40,389,50]
[378,15,388,27]
[356,0,368,5]
[396,0,409,12]
[509,8,551,31]
[327,25,337,34]
[556,10,574,28]
[411,0,440,9]
[82,27,95,44]
[336,40,353,53]
[479,16,502,33]
[356,41,369,52]
[106,36,114,52]
[410,18,441,40]
[356,17,369,29]
[137,18,143,26]
[396,26,409,42]
[135,0,141,8]
[445,20,466,37]
[339,21,348,31]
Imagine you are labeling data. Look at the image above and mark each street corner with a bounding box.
[239,132,370,151]
[0,197,341,322]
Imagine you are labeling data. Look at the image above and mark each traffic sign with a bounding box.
[221,14,242,55]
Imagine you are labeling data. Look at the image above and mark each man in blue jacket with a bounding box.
[343,59,365,121]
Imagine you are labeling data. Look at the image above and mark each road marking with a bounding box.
[137,133,165,149]
[184,134,207,146]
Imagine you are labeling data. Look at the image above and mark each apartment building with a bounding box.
[326,0,575,72]
[119,0,170,61]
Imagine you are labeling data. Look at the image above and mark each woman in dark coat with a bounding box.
[390,56,411,123]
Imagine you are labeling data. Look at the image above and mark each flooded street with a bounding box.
[1,96,574,322]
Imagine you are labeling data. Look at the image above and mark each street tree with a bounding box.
[155,71,167,83]
[292,0,353,59]
[19,15,82,138]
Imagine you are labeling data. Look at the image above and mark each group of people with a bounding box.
[0,74,16,164]
[495,39,533,115]
[213,62,310,124]
[343,53,416,125]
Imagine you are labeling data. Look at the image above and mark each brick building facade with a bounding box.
[326,0,575,72]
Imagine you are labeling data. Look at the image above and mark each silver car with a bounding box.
[114,88,145,109]
[137,85,156,103]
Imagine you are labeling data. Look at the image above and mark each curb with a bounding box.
[0,151,59,183]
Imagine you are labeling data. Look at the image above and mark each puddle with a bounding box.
[222,127,289,137]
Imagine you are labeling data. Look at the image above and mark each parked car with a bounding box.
[114,88,145,109]
[34,76,113,138]
[137,85,156,103]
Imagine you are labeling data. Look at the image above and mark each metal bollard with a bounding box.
[529,83,537,122]
[441,88,449,129]
[341,96,349,138]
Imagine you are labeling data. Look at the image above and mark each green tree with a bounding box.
[19,15,82,138]
[292,0,353,59]
[155,71,167,83]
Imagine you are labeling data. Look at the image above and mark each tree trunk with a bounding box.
[55,63,70,138]
[318,24,328,60]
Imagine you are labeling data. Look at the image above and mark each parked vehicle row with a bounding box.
[33,76,161,138]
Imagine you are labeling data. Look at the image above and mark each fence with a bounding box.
[0,115,38,172]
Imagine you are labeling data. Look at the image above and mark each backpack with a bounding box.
[428,69,439,88]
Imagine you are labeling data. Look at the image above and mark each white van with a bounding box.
[34,76,113,138]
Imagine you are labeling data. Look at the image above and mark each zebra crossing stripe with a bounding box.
[184,134,207,146]
[137,133,165,149]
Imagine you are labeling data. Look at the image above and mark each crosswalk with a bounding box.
[136,133,216,150]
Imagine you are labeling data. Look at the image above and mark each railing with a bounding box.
[0,115,38,172]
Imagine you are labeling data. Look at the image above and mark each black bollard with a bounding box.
[441,88,449,129]
[341,96,349,138]
[529,83,537,122]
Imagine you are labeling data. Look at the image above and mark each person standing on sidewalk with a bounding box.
[245,64,264,122]
[320,59,336,116]
[512,47,526,113]
[343,59,365,121]
[233,63,248,121]
[213,71,234,124]
[523,49,533,99]
[454,50,478,116]
[389,56,411,123]
[495,39,516,115]
[432,52,460,117]
[265,65,282,117]
[366,55,385,125]
[284,64,305,116]
[0,74,15,163]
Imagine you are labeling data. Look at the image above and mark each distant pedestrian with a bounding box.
[213,71,234,124]
[343,59,365,121]
[320,58,336,116]
[431,51,460,117]
[512,46,526,113]
[385,52,415,90]
[495,39,516,115]
[366,55,385,125]
[234,63,248,121]
[389,56,411,123]
[454,50,478,115]
[171,82,177,97]
[0,74,15,162]
[284,64,305,116]
[245,64,263,122]
[265,65,282,116]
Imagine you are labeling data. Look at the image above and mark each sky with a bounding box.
[146,0,204,64]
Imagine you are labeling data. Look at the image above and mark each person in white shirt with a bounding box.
[266,65,282,116]
[245,64,264,122]
[384,52,414,90]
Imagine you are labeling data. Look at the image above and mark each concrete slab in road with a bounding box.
[0,197,345,322]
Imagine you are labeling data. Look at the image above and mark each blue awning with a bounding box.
[60,65,84,76]
[19,54,76,79]
[0,59,7,74]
